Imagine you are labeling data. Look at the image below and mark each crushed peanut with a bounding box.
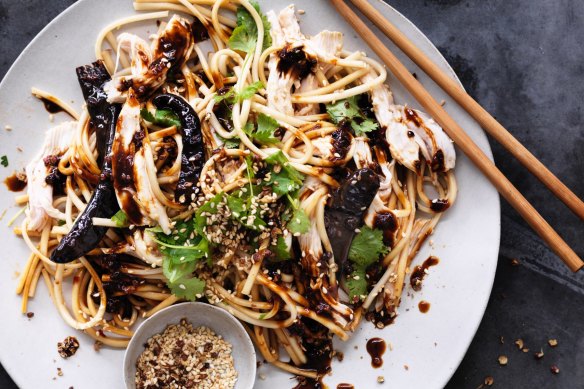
[135,319,237,389]
[548,339,558,347]
[498,355,508,366]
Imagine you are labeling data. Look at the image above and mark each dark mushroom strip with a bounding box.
[325,168,380,272]
[76,60,114,164]
[50,62,121,264]
[152,93,204,205]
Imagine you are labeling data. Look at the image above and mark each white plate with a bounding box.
[0,1,500,388]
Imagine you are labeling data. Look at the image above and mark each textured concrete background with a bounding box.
[1,0,583,388]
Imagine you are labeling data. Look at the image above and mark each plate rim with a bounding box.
[0,0,501,387]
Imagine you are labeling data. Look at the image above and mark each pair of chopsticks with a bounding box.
[330,0,584,272]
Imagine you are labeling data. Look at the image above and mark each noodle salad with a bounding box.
[12,0,457,383]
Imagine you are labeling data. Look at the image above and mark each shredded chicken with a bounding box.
[266,8,296,116]
[105,15,194,103]
[26,121,76,231]
[296,31,344,116]
[112,89,171,233]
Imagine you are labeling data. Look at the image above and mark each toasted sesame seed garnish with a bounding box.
[135,319,237,388]
[484,376,494,386]
[550,365,560,374]
[548,339,558,347]
[498,355,508,366]
[377,375,385,383]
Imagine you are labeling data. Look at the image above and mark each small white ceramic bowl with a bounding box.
[123,302,256,389]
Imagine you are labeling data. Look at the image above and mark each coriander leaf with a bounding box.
[238,81,264,101]
[213,88,236,104]
[140,108,181,129]
[345,226,389,301]
[228,22,257,53]
[169,276,206,301]
[226,194,245,217]
[217,134,241,149]
[195,192,224,234]
[229,2,271,53]
[326,95,378,136]
[270,236,291,261]
[327,96,361,123]
[111,210,128,227]
[287,208,310,234]
[348,226,389,266]
[345,268,368,301]
[226,189,267,231]
[0,155,8,167]
[245,113,280,145]
[155,109,181,128]
[214,82,265,105]
[265,151,304,196]
[163,259,196,284]
[149,217,211,265]
[152,236,210,265]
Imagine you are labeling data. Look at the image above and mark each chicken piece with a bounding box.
[103,229,163,267]
[117,33,151,76]
[265,9,296,116]
[352,140,397,244]
[401,106,456,172]
[361,72,456,173]
[111,89,171,233]
[311,136,335,160]
[278,5,304,42]
[105,15,194,103]
[360,72,423,172]
[26,121,76,231]
[296,31,344,116]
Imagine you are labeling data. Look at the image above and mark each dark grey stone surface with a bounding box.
[0,0,582,388]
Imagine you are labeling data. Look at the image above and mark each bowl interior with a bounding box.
[123,302,256,389]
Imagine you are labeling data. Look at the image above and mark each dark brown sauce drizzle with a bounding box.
[277,44,316,80]
[373,210,398,247]
[337,384,354,389]
[4,172,27,192]
[331,127,352,161]
[418,300,431,313]
[366,338,386,368]
[431,149,445,172]
[410,256,440,292]
[191,17,210,42]
[430,198,450,213]
[38,97,64,114]
[292,379,327,389]
[289,315,333,389]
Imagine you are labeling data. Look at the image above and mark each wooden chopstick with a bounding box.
[330,0,584,272]
[346,0,584,222]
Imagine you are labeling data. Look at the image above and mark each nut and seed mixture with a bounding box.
[57,336,79,358]
[135,319,237,389]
